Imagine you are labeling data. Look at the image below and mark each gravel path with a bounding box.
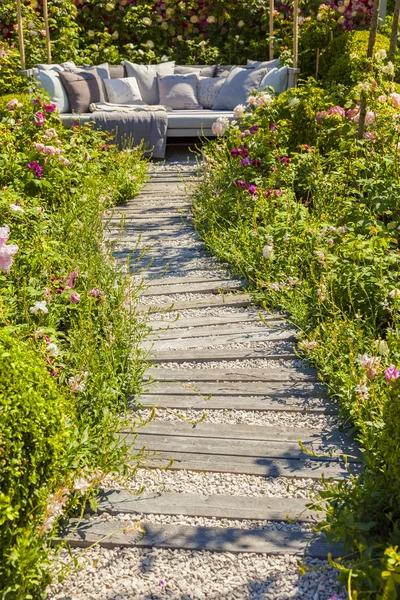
[47,154,347,599]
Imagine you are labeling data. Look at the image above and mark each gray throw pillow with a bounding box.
[67,63,110,80]
[212,67,268,110]
[215,65,234,77]
[158,73,202,109]
[34,69,70,113]
[109,64,126,79]
[123,61,175,104]
[59,69,105,113]
[34,61,76,72]
[175,65,217,77]
[198,77,225,109]
[247,58,281,70]
[259,66,289,95]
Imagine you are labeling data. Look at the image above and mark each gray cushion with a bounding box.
[215,65,235,77]
[175,65,217,77]
[34,69,70,113]
[59,69,105,114]
[212,67,268,110]
[68,63,110,80]
[34,61,75,72]
[259,66,289,94]
[109,64,126,79]
[198,77,225,109]
[247,58,280,70]
[158,73,201,110]
[167,109,234,129]
[123,61,175,104]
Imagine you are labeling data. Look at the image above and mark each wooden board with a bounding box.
[149,348,297,362]
[143,275,236,287]
[123,420,353,446]
[142,380,326,398]
[97,489,315,521]
[148,323,289,341]
[138,293,253,313]
[143,281,244,297]
[145,367,318,382]
[58,520,342,558]
[127,433,359,463]
[149,313,280,330]
[138,451,358,480]
[138,394,336,413]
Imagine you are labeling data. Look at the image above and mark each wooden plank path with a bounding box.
[62,165,360,562]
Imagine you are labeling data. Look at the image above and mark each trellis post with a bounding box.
[16,0,26,70]
[293,0,299,86]
[269,0,274,60]
[43,0,52,64]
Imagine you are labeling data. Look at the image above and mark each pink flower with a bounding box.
[58,156,71,166]
[70,292,80,304]
[316,110,327,123]
[247,184,258,195]
[390,92,400,108]
[33,142,45,152]
[347,107,359,121]
[42,101,57,114]
[385,364,400,383]
[328,105,345,118]
[6,98,22,111]
[365,110,376,125]
[89,287,102,299]
[66,271,78,288]
[327,238,334,245]
[34,111,45,127]
[240,157,251,166]
[0,225,19,273]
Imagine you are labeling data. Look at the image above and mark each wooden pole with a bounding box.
[390,0,400,55]
[316,48,320,80]
[357,0,381,140]
[293,0,299,86]
[269,0,274,60]
[43,0,52,64]
[15,0,25,70]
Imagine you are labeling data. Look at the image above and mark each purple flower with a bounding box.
[34,111,45,127]
[89,287,102,298]
[239,147,249,157]
[269,122,276,131]
[250,125,259,134]
[66,271,78,288]
[251,159,262,168]
[235,179,247,189]
[304,145,311,152]
[280,156,290,164]
[70,292,80,304]
[274,190,283,197]
[385,364,400,383]
[231,149,240,156]
[264,189,272,198]
[240,157,251,166]
[27,161,43,178]
[239,129,250,137]
[247,184,258,195]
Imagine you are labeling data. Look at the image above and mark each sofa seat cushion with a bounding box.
[167,109,234,129]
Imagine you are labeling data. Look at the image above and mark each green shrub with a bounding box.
[0,329,70,598]
[320,30,391,85]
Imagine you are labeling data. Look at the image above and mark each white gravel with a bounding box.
[141,291,247,306]
[151,359,304,369]
[133,408,334,430]
[46,546,345,600]
[104,469,323,499]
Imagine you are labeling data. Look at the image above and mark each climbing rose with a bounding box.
[42,101,56,114]
[385,364,400,383]
[34,111,45,127]
[6,98,22,111]
[59,156,71,166]
[233,104,246,118]
[211,117,229,136]
[390,92,400,108]
[327,106,345,118]
[256,94,273,107]
[0,225,19,273]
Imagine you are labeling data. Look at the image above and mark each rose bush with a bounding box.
[192,62,400,596]
[0,92,149,598]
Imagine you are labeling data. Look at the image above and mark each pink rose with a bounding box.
[70,292,80,304]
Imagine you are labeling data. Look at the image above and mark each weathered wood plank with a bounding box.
[149,348,297,362]
[97,489,315,521]
[144,331,296,349]
[138,293,253,313]
[142,380,325,397]
[143,281,244,297]
[138,394,336,413]
[143,275,234,287]
[128,433,360,463]
[58,520,342,558]
[145,367,317,382]
[149,313,280,330]
[148,323,289,341]
[123,420,352,446]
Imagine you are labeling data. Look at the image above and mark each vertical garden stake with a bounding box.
[15,0,25,70]
[43,0,52,64]
[269,0,274,60]
[390,0,400,55]
[293,0,299,86]
[316,48,320,80]
[357,0,381,140]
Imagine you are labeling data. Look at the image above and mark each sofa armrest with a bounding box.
[288,68,300,89]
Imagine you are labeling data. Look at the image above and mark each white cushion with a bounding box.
[158,73,201,110]
[123,61,175,104]
[103,77,144,104]
[34,69,70,113]
[259,66,289,95]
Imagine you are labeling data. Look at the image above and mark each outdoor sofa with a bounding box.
[26,60,298,157]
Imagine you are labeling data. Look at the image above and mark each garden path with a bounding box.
[53,153,357,599]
